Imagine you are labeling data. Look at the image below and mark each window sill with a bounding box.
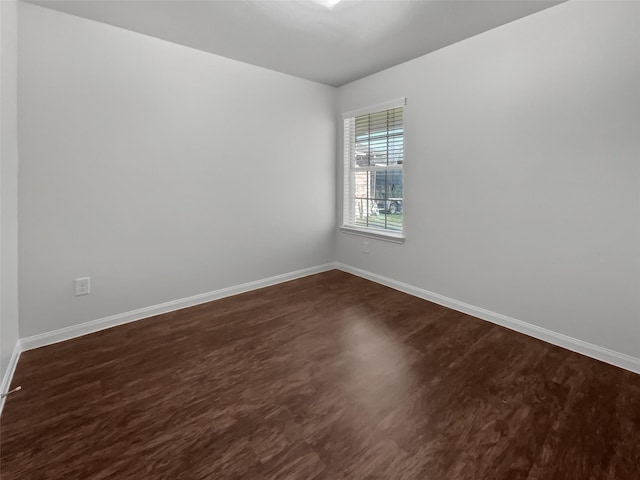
[339,226,405,244]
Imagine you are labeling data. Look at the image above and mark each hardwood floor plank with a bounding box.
[1,270,638,479]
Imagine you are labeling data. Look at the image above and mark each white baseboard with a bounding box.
[20,263,336,352]
[0,340,22,415]
[15,261,640,379]
[336,262,640,375]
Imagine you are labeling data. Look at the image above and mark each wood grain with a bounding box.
[1,270,639,479]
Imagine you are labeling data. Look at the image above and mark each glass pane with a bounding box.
[351,169,403,232]
[374,169,403,202]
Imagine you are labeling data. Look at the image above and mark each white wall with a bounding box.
[18,3,336,338]
[13,1,640,367]
[1,0,20,386]
[337,1,640,358]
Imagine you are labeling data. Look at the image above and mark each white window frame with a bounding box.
[340,98,406,243]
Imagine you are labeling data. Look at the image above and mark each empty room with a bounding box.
[1,0,639,478]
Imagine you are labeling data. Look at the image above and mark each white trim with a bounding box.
[342,97,407,119]
[335,262,640,375]
[13,261,639,388]
[339,226,405,243]
[20,263,336,352]
[0,340,22,416]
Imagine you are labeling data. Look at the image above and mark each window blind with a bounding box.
[343,101,405,234]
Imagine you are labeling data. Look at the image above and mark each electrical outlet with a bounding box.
[75,277,90,296]
[363,241,369,254]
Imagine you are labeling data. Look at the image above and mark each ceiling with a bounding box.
[29,0,565,87]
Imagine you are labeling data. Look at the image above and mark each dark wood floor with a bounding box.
[1,270,639,479]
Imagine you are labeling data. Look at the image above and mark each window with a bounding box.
[341,98,405,242]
